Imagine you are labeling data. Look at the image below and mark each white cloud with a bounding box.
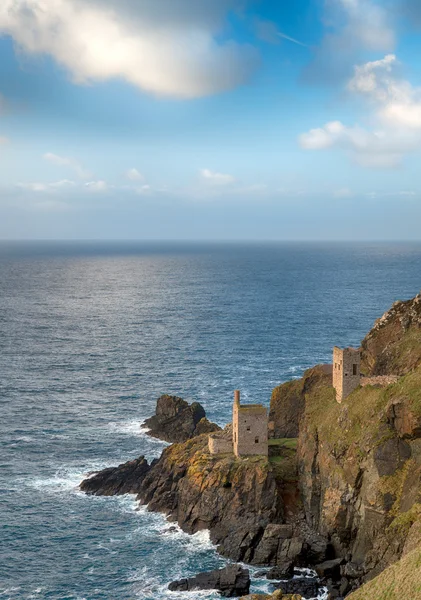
[85,180,108,192]
[43,152,91,179]
[200,168,235,185]
[17,179,77,192]
[0,0,257,99]
[126,168,144,181]
[300,53,421,168]
[348,54,421,129]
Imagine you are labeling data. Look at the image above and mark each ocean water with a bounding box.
[1,241,421,600]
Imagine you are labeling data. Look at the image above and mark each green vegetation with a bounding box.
[303,364,421,461]
[388,503,421,536]
[347,545,421,600]
[384,365,421,414]
[268,438,298,450]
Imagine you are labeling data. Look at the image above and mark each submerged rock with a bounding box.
[142,394,220,443]
[168,564,250,597]
[79,457,150,496]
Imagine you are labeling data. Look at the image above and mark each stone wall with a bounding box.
[333,347,361,402]
[234,405,268,457]
[208,435,233,454]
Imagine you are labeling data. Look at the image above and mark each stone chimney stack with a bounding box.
[234,390,240,406]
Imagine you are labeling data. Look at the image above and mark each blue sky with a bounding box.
[1,0,421,240]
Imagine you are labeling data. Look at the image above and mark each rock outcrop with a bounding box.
[79,292,421,599]
[142,394,220,443]
[168,564,250,597]
[361,292,421,376]
[80,457,150,496]
[137,434,289,563]
[296,358,421,590]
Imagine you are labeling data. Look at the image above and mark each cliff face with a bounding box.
[346,544,421,600]
[269,366,332,439]
[296,363,421,584]
[361,292,421,376]
[137,434,285,562]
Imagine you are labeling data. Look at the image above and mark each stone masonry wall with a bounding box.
[234,406,268,457]
[333,347,361,402]
[208,435,233,454]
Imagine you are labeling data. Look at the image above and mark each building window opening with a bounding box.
[353,364,358,376]
[255,437,259,444]
[246,426,251,431]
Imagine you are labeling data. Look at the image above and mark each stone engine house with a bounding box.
[333,346,361,402]
[233,390,268,457]
[208,390,268,457]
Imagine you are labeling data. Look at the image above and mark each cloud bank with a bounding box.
[300,53,421,168]
[0,0,257,98]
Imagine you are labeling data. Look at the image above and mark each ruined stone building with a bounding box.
[333,346,361,402]
[233,390,268,457]
[208,390,269,457]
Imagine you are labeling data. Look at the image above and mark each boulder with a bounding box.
[266,562,294,580]
[315,558,343,579]
[275,576,320,598]
[79,456,150,496]
[168,564,250,597]
[252,525,303,566]
[143,394,220,443]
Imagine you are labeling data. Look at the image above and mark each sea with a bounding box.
[1,241,420,600]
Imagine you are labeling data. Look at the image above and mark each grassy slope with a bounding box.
[347,545,421,600]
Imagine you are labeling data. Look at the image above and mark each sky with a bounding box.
[1,0,421,240]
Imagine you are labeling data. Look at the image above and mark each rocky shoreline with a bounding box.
[80,292,421,600]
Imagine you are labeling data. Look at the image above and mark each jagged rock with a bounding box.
[387,399,421,439]
[373,438,411,477]
[251,525,303,566]
[168,564,250,597]
[79,457,150,496]
[275,576,320,597]
[142,394,220,443]
[340,562,366,580]
[266,562,294,580]
[314,558,343,578]
[361,292,421,376]
[137,435,284,563]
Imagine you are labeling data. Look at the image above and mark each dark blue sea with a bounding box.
[1,241,420,600]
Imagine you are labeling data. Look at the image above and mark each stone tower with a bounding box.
[333,347,361,403]
[232,390,268,457]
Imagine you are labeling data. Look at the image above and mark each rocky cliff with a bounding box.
[80,292,421,599]
[296,354,421,592]
[137,434,287,562]
[142,394,220,443]
[361,292,421,376]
